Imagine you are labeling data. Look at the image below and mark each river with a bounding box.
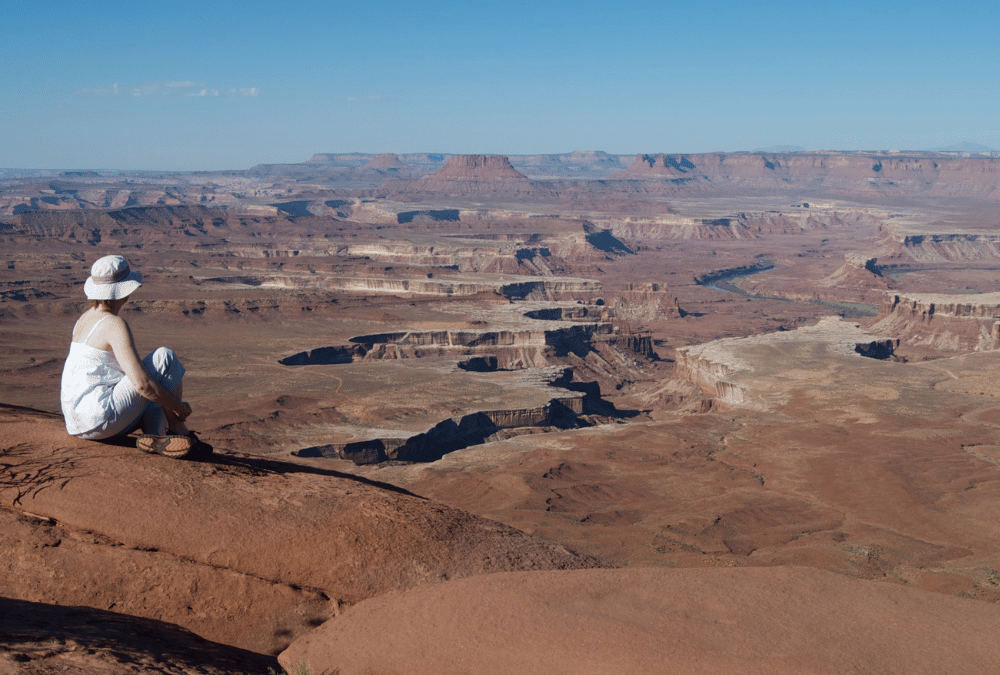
[699,268,877,318]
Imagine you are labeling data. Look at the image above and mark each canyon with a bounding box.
[4,150,1000,673]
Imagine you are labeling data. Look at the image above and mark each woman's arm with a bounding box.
[105,316,191,421]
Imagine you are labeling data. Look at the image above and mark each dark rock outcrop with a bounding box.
[694,261,775,286]
[298,395,591,464]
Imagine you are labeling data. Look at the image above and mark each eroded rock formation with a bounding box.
[610,282,683,321]
[612,151,1000,199]
[815,253,894,302]
[426,154,530,182]
[281,323,616,366]
[374,154,544,200]
[872,291,1000,353]
[694,261,775,286]
[610,209,887,241]
[299,394,594,464]
[886,231,1000,262]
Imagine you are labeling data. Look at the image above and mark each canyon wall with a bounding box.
[9,152,1000,217]
[886,232,1000,262]
[612,152,1000,198]
[693,262,775,286]
[610,210,886,241]
[205,273,602,300]
[282,324,616,366]
[872,292,1000,352]
[673,343,751,408]
[300,395,589,464]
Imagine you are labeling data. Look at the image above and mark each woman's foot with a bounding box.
[137,434,194,458]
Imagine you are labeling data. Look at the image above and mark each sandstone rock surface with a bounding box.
[0,405,604,655]
[281,566,1000,675]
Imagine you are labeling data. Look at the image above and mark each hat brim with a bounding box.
[84,271,142,300]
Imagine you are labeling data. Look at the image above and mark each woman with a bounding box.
[60,254,200,458]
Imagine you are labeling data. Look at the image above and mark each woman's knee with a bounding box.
[145,347,186,386]
[151,346,176,364]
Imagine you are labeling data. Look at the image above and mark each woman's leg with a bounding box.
[136,348,187,435]
[141,380,187,435]
[78,347,185,440]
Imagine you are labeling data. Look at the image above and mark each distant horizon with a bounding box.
[4,144,999,174]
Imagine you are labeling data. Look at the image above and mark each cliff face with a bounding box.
[205,271,601,300]
[871,292,1000,353]
[283,324,616,366]
[341,240,567,276]
[610,282,682,322]
[611,152,1000,198]
[609,210,885,241]
[301,394,592,464]
[3,205,304,250]
[673,344,750,407]
[886,232,1000,262]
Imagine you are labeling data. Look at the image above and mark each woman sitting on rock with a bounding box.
[60,254,202,458]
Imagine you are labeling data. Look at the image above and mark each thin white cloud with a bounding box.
[74,83,119,96]
[75,81,258,98]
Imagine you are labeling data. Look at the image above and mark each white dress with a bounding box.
[59,316,186,439]
[60,317,125,435]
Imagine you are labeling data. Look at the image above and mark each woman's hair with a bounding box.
[89,299,115,312]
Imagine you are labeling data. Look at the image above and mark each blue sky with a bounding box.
[3,0,998,170]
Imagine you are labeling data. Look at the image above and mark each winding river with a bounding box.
[698,266,877,318]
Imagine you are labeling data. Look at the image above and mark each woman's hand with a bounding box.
[175,401,193,421]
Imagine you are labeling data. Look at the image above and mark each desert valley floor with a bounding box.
[3,151,1000,673]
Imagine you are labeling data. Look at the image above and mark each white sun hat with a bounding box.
[84,255,143,300]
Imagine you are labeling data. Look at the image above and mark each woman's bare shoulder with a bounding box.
[102,313,132,337]
[73,311,130,348]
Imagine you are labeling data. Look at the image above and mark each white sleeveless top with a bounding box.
[60,317,126,435]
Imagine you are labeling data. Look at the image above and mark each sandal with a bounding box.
[137,434,195,459]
